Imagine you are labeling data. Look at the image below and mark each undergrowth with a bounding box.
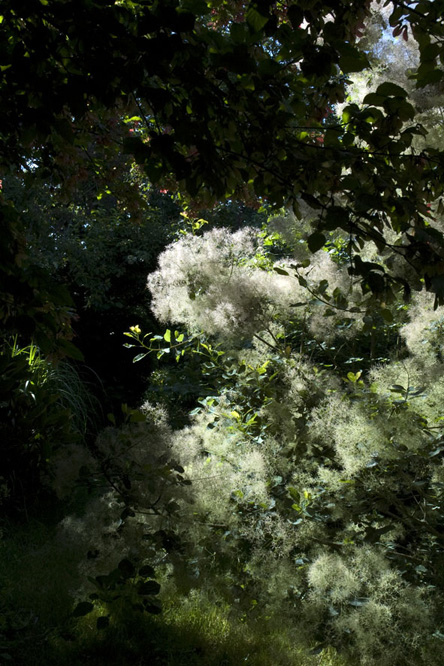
[0,520,346,666]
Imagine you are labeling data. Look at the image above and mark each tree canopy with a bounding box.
[3,0,444,326]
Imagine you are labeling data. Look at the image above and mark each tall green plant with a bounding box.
[0,340,98,515]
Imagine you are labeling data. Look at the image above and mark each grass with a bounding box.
[52,595,348,666]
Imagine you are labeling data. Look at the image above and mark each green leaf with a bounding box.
[143,600,162,614]
[318,279,329,294]
[139,565,156,578]
[72,601,94,617]
[347,371,362,383]
[338,44,370,73]
[397,100,415,121]
[246,7,269,32]
[164,329,171,343]
[96,616,110,630]
[133,353,148,363]
[418,68,444,87]
[287,5,303,28]
[258,59,282,77]
[323,129,340,147]
[118,558,136,579]
[325,206,349,231]
[181,0,210,14]
[129,410,146,423]
[288,486,300,501]
[348,597,369,607]
[307,232,326,253]
[380,308,393,322]
[137,580,161,596]
[375,82,408,98]
[363,92,385,107]
[120,507,136,520]
[420,43,441,61]
[409,386,425,396]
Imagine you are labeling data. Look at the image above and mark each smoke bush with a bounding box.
[307,548,434,666]
[400,291,444,368]
[147,227,298,340]
[170,404,269,524]
[62,221,444,665]
[147,226,367,345]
